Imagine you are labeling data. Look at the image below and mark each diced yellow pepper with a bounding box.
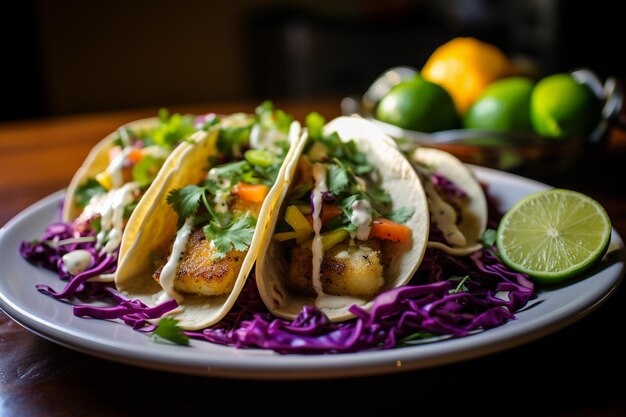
[299,229,349,251]
[321,229,349,250]
[273,231,298,242]
[284,205,313,243]
[296,204,312,215]
[95,172,112,191]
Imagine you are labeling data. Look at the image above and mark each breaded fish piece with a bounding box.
[231,196,262,218]
[287,240,384,298]
[154,229,245,296]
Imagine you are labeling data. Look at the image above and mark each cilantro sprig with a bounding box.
[166,185,210,222]
[151,317,189,346]
[301,112,417,234]
[166,183,258,259]
[203,214,257,259]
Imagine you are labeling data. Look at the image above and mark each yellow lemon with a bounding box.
[422,37,514,115]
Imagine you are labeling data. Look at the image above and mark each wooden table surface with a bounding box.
[1,99,625,417]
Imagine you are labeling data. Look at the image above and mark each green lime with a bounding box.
[464,76,534,131]
[530,73,601,138]
[496,189,612,284]
[375,78,460,132]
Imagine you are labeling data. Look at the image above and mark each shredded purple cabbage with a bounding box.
[19,222,97,280]
[184,245,533,354]
[432,172,467,199]
[74,287,179,331]
[20,182,534,354]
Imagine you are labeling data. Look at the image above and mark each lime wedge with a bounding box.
[496,189,612,284]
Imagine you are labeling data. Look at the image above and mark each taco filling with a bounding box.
[271,115,423,309]
[66,110,197,257]
[411,147,488,256]
[155,144,289,302]
[113,101,303,331]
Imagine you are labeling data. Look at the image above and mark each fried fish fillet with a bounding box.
[287,240,384,298]
[154,229,246,296]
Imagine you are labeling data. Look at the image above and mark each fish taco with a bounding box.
[115,103,305,329]
[256,115,430,322]
[61,111,202,273]
[411,147,488,256]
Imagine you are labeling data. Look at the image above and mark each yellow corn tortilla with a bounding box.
[63,117,160,222]
[115,121,305,330]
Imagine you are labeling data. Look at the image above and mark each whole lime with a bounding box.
[375,78,460,132]
[464,76,534,131]
[530,73,601,138]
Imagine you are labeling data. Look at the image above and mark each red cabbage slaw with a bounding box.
[19,183,534,354]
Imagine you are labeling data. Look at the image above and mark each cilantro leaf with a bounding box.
[480,228,497,247]
[366,185,392,206]
[75,178,106,208]
[203,215,257,259]
[166,185,207,220]
[327,164,350,195]
[387,206,416,224]
[151,317,189,346]
[209,160,248,181]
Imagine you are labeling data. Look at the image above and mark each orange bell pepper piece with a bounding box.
[369,218,411,243]
[233,182,269,203]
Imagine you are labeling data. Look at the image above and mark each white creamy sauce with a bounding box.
[117,127,132,147]
[213,190,231,213]
[207,168,232,189]
[350,199,372,241]
[424,178,466,247]
[157,218,193,304]
[62,249,92,276]
[141,145,169,159]
[79,182,141,254]
[334,250,349,259]
[310,163,327,296]
[106,147,133,189]
[249,124,284,154]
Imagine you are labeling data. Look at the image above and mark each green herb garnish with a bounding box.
[151,317,189,346]
[203,214,257,259]
[75,178,106,208]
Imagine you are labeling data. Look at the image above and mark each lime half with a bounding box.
[496,189,612,284]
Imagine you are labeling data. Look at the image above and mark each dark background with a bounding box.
[2,0,624,121]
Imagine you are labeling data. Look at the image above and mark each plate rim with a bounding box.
[1,167,624,380]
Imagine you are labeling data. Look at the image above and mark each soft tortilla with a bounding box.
[412,147,488,256]
[255,117,430,322]
[63,117,160,222]
[115,122,304,330]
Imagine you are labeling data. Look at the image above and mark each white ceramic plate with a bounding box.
[0,166,624,380]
